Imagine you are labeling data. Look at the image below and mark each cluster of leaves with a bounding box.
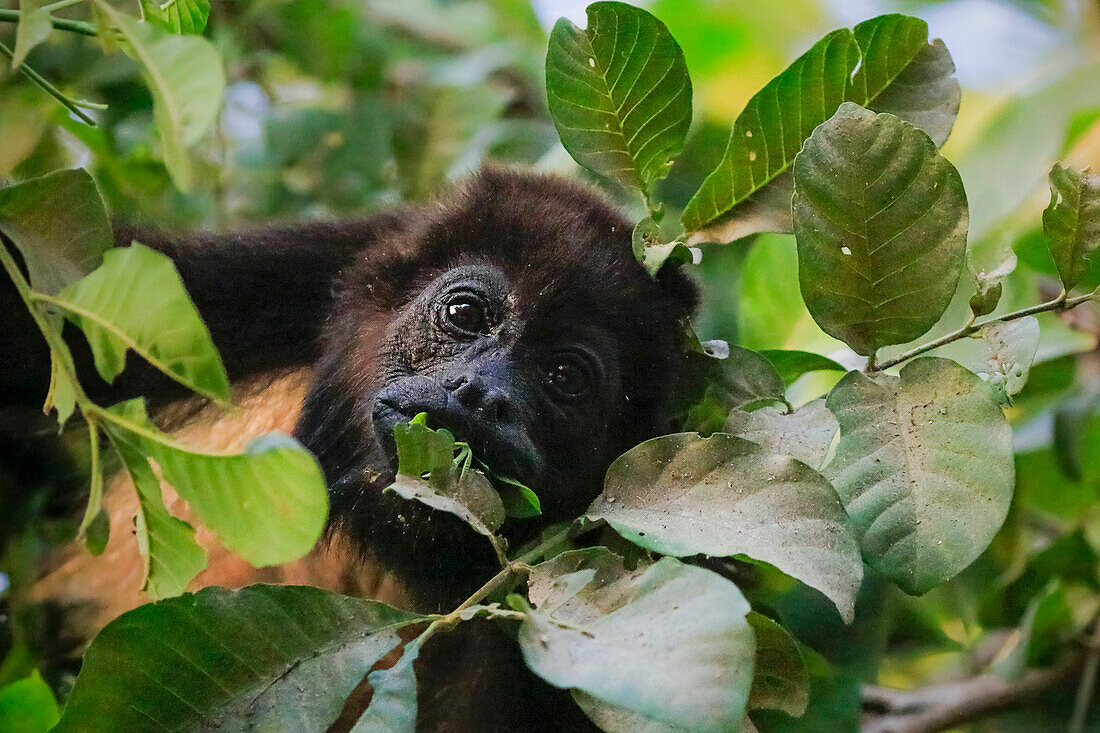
[3,1,1100,732]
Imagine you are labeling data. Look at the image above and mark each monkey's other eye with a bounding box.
[439,292,491,337]
[545,352,594,400]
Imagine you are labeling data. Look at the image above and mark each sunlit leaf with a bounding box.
[0,169,111,294]
[112,437,206,599]
[141,0,210,35]
[725,399,838,471]
[12,0,51,71]
[1043,163,1100,292]
[683,14,957,235]
[965,317,1041,405]
[747,612,808,717]
[93,2,225,191]
[104,400,328,567]
[546,1,691,198]
[520,554,755,733]
[0,671,59,733]
[55,244,230,403]
[792,103,968,357]
[759,350,847,387]
[824,358,1014,595]
[589,432,862,621]
[393,412,456,477]
[54,586,424,732]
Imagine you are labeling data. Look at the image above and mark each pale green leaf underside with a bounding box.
[105,400,328,567]
[546,1,691,195]
[113,437,206,599]
[54,586,423,732]
[966,317,1040,405]
[387,471,506,542]
[824,357,1014,595]
[57,244,231,402]
[519,556,754,733]
[682,14,939,233]
[588,432,862,621]
[725,399,838,471]
[12,0,52,70]
[0,169,111,295]
[792,103,968,356]
[1043,163,1100,291]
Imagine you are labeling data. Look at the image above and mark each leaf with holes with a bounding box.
[93,2,224,191]
[104,399,328,567]
[520,554,755,733]
[546,1,691,198]
[792,103,968,357]
[683,14,958,236]
[53,586,425,732]
[55,244,230,403]
[824,358,1014,595]
[588,432,862,621]
[1043,163,1100,292]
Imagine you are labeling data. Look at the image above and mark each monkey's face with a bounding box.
[369,263,623,520]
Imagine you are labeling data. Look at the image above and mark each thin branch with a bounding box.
[862,652,1085,733]
[0,39,98,125]
[0,8,97,36]
[875,289,1096,372]
[1071,623,1100,732]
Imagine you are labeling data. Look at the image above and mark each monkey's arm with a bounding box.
[0,215,402,407]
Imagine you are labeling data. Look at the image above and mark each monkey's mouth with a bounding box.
[370,377,546,492]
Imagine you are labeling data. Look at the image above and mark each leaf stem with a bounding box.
[875,289,1097,372]
[42,0,86,11]
[0,9,97,36]
[0,39,98,125]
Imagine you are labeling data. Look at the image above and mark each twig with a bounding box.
[1071,623,1100,732]
[862,652,1084,733]
[0,39,98,125]
[0,8,97,36]
[875,289,1095,372]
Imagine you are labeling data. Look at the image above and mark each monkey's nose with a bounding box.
[446,374,510,422]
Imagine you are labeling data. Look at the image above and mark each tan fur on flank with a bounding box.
[29,369,410,643]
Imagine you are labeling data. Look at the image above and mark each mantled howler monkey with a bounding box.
[2,169,698,731]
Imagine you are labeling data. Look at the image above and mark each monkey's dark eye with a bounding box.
[545,352,593,400]
[440,292,490,337]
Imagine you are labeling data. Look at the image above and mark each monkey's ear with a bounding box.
[653,263,700,321]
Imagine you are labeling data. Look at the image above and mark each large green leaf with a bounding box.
[588,432,862,621]
[93,1,224,191]
[0,169,111,294]
[12,0,51,70]
[0,671,59,733]
[683,14,957,235]
[1043,163,1100,292]
[519,553,755,733]
[824,358,1014,594]
[54,586,425,732]
[792,103,968,357]
[104,399,328,567]
[55,244,230,403]
[112,437,207,599]
[546,1,691,197]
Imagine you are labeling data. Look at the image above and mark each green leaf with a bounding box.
[55,244,231,403]
[824,358,1014,595]
[589,432,862,621]
[393,412,456,477]
[683,14,956,234]
[0,169,111,294]
[792,103,968,357]
[520,554,755,733]
[112,437,207,599]
[0,671,59,733]
[719,346,788,410]
[141,0,210,35]
[991,579,1075,679]
[351,637,421,732]
[968,250,1016,318]
[965,317,1041,406]
[725,399,838,471]
[546,1,691,198]
[759,350,847,386]
[104,399,328,567]
[495,475,542,519]
[1043,163,1100,292]
[12,0,51,71]
[93,1,225,191]
[54,586,425,732]
[746,612,808,717]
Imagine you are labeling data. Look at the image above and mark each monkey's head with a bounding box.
[296,169,697,606]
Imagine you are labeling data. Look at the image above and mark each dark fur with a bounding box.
[2,169,698,731]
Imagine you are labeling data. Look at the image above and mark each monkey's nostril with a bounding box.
[443,375,468,391]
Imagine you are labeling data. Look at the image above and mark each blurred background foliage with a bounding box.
[4,0,1100,728]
